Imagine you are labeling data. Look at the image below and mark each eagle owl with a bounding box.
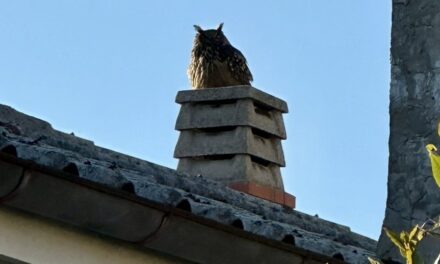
[188,23,253,89]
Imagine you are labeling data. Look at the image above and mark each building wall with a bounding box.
[0,207,184,264]
[377,0,440,262]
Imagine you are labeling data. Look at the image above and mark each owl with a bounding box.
[188,23,253,89]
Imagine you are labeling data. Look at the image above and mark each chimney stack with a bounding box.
[174,86,295,208]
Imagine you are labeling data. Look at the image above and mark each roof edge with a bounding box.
[0,153,345,264]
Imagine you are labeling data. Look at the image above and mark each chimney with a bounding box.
[174,86,295,208]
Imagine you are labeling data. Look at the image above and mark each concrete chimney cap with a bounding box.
[176,86,289,113]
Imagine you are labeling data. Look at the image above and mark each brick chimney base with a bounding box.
[228,182,295,209]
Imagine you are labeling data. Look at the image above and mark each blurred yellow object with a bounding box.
[426,144,438,153]
[426,144,440,188]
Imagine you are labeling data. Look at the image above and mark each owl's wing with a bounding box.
[222,45,253,85]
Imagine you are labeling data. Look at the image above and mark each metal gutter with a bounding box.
[0,153,345,264]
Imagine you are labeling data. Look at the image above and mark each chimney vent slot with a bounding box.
[197,126,235,134]
[253,102,272,117]
[250,156,271,167]
[195,99,237,106]
[201,154,235,161]
[251,128,272,139]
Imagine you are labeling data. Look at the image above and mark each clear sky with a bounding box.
[0,1,391,239]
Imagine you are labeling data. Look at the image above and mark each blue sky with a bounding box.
[0,1,391,239]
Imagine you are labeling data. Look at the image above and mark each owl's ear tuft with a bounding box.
[194,25,203,33]
[216,23,224,32]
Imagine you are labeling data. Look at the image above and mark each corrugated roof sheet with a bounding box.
[0,104,376,263]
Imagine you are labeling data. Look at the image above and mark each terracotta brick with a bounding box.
[228,182,295,209]
[274,189,285,204]
[284,193,296,208]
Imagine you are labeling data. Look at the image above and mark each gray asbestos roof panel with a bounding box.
[0,104,375,264]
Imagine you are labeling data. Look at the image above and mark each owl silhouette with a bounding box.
[188,23,253,89]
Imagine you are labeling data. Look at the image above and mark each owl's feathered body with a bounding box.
[188,24,253,89]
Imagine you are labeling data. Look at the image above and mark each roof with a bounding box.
[0,104,376,263]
